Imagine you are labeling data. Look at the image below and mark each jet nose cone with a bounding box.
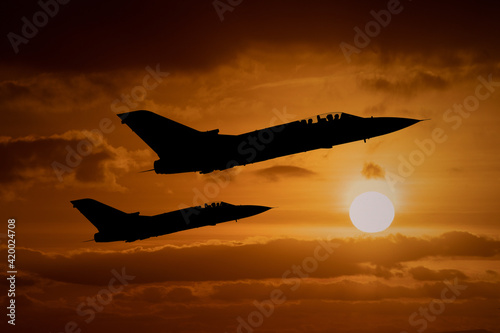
[386,117,421,131]
[371,117,422,137]
[249,205,273,215]
[239,205,272,219]
[232,205,272,221]
[399,117,422,128]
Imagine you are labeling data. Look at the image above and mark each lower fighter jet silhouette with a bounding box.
[71,199,271,242]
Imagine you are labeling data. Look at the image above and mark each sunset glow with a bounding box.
[1,1,499,333]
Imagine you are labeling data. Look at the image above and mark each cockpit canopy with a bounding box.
[203,201,231,209]
[298,112,362,125]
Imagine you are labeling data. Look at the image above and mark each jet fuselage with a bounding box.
[71,199,271,242]
[118,111,421,174]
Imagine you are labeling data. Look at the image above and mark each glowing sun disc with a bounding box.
[349,191,395,233]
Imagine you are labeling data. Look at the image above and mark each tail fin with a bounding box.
[71,199,128,232]
[117,110,200,157]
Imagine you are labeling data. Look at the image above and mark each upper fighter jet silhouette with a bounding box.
[118,110,422,174]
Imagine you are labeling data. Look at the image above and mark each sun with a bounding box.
[349,191,395,233]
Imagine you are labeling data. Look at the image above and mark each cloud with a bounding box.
[254,165,316,181]
[408,266,468,281]
[129,285,199,304]
[0,131,152,199]
[361,161,385,179]
[201,169,239,185]
[14,274,500,333]
[485,270,498,277]
[12,294,500,333]
[9,258,500,333]
[13,232,500,285]
[210,279,422,302]
[363,102,387,116]
[0,73,122,115]
[358,71,450,97]
[209,278,499,302]
[4,234,499,332]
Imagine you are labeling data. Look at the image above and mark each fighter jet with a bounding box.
[71,199,271,242]
[118,110,422,174]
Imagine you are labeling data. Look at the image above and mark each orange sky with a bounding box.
[1,1,499,332]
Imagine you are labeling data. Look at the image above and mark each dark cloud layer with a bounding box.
[1,1,500,73]
[0,133,111,185]
[0,131,150,198]
[9,272,500,333]
[15,231,500,285]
